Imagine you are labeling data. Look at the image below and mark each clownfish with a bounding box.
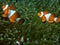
[38,10,60,23]
[16,37,30,45]
[2,4,24,24]
[2,4,15,17]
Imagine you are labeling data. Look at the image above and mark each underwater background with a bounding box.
[0,0,60,45]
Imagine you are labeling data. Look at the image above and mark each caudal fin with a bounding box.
[54,17,60,23]
[16,18,25,24]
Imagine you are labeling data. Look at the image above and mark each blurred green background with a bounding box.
[0,0,60,45]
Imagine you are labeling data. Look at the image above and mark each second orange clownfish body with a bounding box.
[16,36,30,45]
[38,10,60,23]
[2,4,24,24]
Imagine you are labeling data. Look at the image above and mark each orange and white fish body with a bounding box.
[38,10,60,23]
[2,4,24,24]
[16,37,30,45]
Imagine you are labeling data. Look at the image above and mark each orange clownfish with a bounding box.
[38,10,60,23]
[2,4,24,24]
[2,4,15,18]
[16,37,30,45]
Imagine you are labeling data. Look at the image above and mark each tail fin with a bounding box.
[54,17,60,23]
[16,18,24,24]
